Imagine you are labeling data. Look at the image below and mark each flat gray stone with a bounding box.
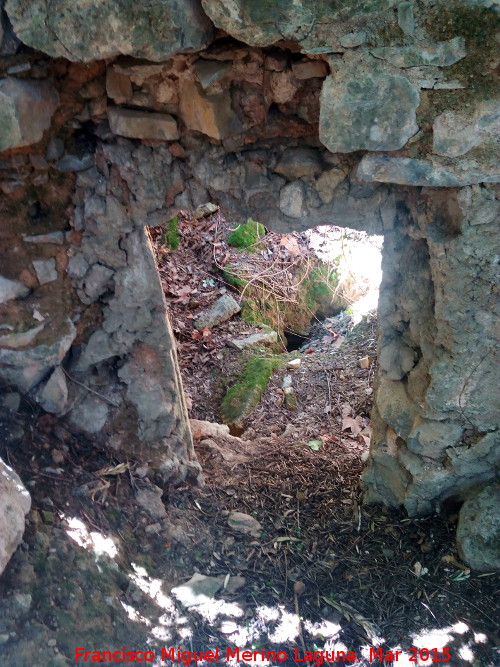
[279,180,306,219]
[23,232,64,245]
[0,77,59,151]
[0,318,76,392]
[172,573,225,609]
[227,511,262,538]
[32,259,57,285]
[457,486,500,572]
[0,459,31,576]
[320,70,419,152]
[274,147,323,180]
[6,0,214,62]
[83,264,114,301]
[69,396,109,434]
[357,154,500,187]
[35,367,68,415]
[0,275,29,304]
[433,103,499,158]
[67,253,90,280]
[370,37,466,68]
[339,31,366,48]
[228,330,278,351]
[398,2,415,36]
[135,484,167,521]
[107,108,179,141]
[55,155,93,171]
[195,294,241,330]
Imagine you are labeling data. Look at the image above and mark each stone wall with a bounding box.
[0,0,498,571]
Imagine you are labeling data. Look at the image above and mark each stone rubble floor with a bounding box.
[0,215,498,666]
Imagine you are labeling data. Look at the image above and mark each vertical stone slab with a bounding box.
[362,185,500,516]
[67,142,199,484]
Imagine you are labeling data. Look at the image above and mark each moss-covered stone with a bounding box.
[221,354,282,426]
[227,218,265,250]
[163,215,179,250]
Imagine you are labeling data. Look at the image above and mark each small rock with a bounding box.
[274,147,323,180]
[227,511,262,538]
[135,484,167,521]
[282,375,293,389]
[83,263,114,300]
[358,356,371,369]
[224,575,246,595]
[370,37,466,68]
[279,181,306,219]
[32,259,58,285]
[45,137,64,161]
[398,2,415,36]
[47,639,57,648]
[287,359,301,370]
[55,154,93,171]
[69,396,109,434]
[171,573,225,609]
[51,449,65,465]
[106,68,133,103]
[193,202,219,220]
[227,329,277,351]
[67,253,90,279]
[108,107,179,141]
[339,31,366,48]
[23,232,64,245]
[194,59,232,89]
[29,154,49,170]
[315,168,347,205]
[13,593,32,610]
[194,294,241,331]
[284,388,298,411]
[291,59,328,80]
[36,367,68,415]
[0,275,30,304]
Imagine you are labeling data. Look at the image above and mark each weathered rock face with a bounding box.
[362,183,499,520]
[320,61,420,152]
[0,458,31,576]
[0,0,498,572]
[0,77,59,150]
[5,0,215,61]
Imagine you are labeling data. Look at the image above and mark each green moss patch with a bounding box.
[163,215,179,250]
[227,218,265,250]
[221,354,282,426]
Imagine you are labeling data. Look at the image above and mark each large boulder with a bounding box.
[320,67,420,152]
[0,77,59,151]
[0,458,31,576]
[6,0,215,62]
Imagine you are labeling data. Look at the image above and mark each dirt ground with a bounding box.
[0,213,498,666]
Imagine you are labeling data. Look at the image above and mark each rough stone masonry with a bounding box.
[0,0,498,572]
